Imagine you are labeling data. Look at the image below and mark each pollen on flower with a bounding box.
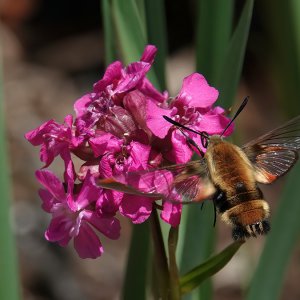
[25,44,234,259]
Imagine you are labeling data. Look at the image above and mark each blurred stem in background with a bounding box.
[257,1,300,116]
[0,44,21,300]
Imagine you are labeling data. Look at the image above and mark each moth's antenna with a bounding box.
[176,127,205,157]
[221,96,249,137]
[163,116,209,141]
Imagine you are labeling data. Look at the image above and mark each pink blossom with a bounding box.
[25,44,236,258]
[25,115,94,166]
[96,137,156,223]
[36,166,120,259]
[74,45,167,134]
[146,73,234,163]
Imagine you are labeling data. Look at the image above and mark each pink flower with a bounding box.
[26,44,236,258]
[25,115,95,166]
[146,73,234,163]
[36,164,120,259]
[74,45,167,134]
[96,136,156,223]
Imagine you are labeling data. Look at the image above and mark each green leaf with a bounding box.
[111,0,160,89]
[122,222,150,300]
[101,0,117,64]
[196,0,234,85]
[217,0,254,108]
[145,0,168,90]
[0,48,20,300]
[246,163,300,300]
[180,241,244,295]
[111,0,146,63]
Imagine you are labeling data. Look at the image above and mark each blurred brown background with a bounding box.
[1,0,299,299]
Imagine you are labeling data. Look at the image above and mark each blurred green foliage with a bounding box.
[0,49,20,299]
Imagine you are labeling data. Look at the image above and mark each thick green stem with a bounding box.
[168,227,181,300]
[149,208,170,299]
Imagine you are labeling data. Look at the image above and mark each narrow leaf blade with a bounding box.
[217,0,254,108]
[101,0,117,64]
[112,0,146,63]
[111,0,160,88]
[180,241,244,295]
[145,0,168,89]
[196,0,234,85]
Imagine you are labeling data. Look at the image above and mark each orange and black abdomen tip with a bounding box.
[214,181,271,240]
[232,220,270,240]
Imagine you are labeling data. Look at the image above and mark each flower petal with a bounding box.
[74,94,92,118]
[35,170,66,201]
[38,189,55,212]
[89,133,122,157]
[93,61,123,92]
[119,194,153,224]
[84,211,121,239]
[196,112,234,136]
[160,201,182,227]
[101,106,137,139]
[140,45,157,63]
[99,155,114,178]
[45,215,72,243]
[97,189,123,216]
[146,100,173,138]
[128,141,151,171]
[25,120,56,145]
[76,172,102,210]
[123,91,149,133]
[165,131,193,164]
[74,222,104,259]
[139,78,168,103]
[177,73,219,108]
[114,62,151,94]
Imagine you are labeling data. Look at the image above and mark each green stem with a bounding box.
[168,227,181,300]
[150,208,169,299]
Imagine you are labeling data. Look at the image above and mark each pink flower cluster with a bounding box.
[25,45,233,259]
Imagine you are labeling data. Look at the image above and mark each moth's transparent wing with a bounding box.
[242,115,300,183]
[99,160,215,203]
